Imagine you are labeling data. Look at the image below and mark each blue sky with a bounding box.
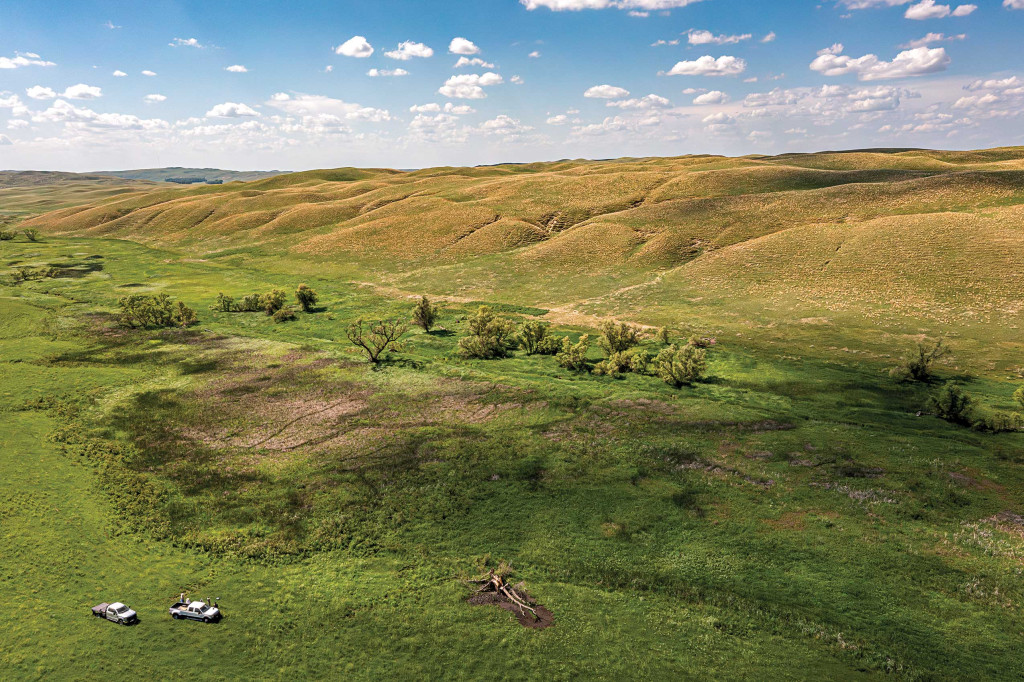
[1,0,1022,171]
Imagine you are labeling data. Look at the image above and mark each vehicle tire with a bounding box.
[172,613,179,619]
[203,617,211,623]
[118,619,124,625]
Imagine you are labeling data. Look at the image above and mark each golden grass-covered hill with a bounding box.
[24,147,1024,351]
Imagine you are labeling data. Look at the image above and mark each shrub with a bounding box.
[1015,386,1024,411]
[890,339,950,382]
[237,293,263,312]
[657,327,670,345]
[172,301,198,328]
[687,335,716,349]
[457,306,517,359]
[118,294,196,329]
[210,292,235,312]
[260,289,287,315]
[556,334,590,372]
[273,307,298,323]
[974,411,1023,433]
[931,384,973,426]
[0,230,15,241]
[346,319,408,364]
[629,349,651,374]
[518,320,552,355]
[295,284,319,312]
[537,335,562,355]
[593,351,631,377]
[655,343,707,387]
[598,321,642,354]
[23,228,40,242]
[412,295,438,332]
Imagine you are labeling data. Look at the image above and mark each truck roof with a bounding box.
[110,602,126,609]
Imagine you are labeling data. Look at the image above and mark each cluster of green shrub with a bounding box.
[0,228,40,242]
[211,284,319,323]
[931,383,1024,433]
[118,293,197,329]
[889,339,1024,433]
[3,265,59,285]
[452,306,710,387]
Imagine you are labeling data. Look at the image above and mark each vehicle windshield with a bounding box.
[115,606,129,614]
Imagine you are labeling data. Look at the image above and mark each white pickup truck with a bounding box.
[91,602,138,625]
[169,600,221,623]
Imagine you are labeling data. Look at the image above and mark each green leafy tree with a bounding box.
[0,230,15,241]
[598,321,642,354]
[890,339,950,382]
[657,327,671,345]
[655,343,707,387]
[210,292,235,312]
[457,306,517,359]
[556,334,590,372]
[346,319,408,365]
[1014,386,1024,411]
[260,289,287,315]
[118,294,195,329]
[295,284,319,312]
[23,228,40,242]
[932,384,974,426]
[518,320,552,355]
[412,295,438,332]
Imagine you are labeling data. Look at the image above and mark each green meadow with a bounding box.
[2,150,1024,679]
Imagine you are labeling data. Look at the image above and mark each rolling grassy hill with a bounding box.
[24,147,1024,374]
[0,171,158,221]
[3,148,1023,679]
[93,166,289,183]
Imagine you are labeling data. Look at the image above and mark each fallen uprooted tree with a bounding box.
[467,568,554,629]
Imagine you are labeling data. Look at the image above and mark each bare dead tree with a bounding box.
[346,319,408,364]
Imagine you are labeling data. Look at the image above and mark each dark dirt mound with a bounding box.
[468,589,554,629]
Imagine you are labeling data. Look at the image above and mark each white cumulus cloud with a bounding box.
[693,90,730,104]
[170,37,205,48]
[267,93,391,122]
[112,70,127,77]
[335,36,374,58]
[607,94,671,108]
[142,70,157,76]
[0,52,56,69]
[810,44,949,80]
[62,84,103,100]
[385,41,434,60]
[904,0,975,19]
[367,68,409,77]
[455,57,496,69]
[439,72,503,99]
[687,29,752,45]
[899,32,966,48]
[666,55,746,76]
[206,102,260,118]
[226,65,248,73]
[26,86,56,100]
[449,37,480,55]
[144,94,167,103]
[584,84,630,98]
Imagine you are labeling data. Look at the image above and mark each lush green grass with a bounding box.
[2,235,1023,679]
